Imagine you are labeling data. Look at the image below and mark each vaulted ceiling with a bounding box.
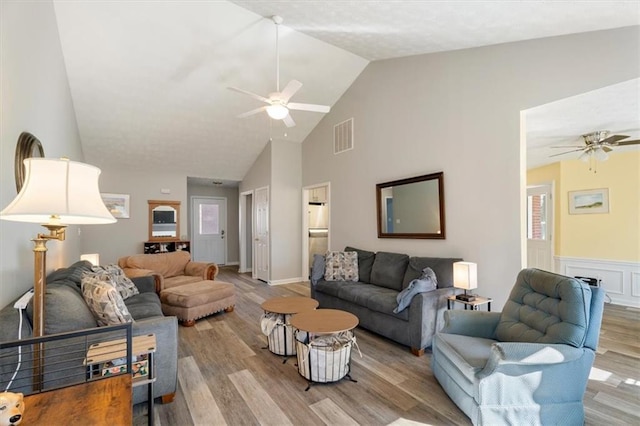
[52,1,639,182]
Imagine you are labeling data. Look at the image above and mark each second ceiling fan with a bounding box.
[228,15,330,128]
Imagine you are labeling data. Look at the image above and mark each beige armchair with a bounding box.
[118,251,218,292]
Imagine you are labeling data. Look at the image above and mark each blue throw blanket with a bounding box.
[393,267,437,313]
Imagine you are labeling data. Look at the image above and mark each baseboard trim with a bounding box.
[269,277,304,286]
[555,256,640,308]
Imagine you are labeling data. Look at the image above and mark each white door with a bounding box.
[191,197,227,265]
[254,187,269,282]
[527,184,554,271]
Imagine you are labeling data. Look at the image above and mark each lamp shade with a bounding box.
[0,158,116,224]
[453,261,478,290]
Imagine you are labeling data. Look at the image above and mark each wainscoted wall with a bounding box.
[556,256,640,307]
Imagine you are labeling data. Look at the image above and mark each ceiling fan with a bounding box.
[550,130,640,162]
[228,15,330,128]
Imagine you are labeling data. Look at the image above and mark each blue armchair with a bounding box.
[432,268,605,425]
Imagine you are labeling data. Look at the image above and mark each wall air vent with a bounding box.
[334,118,354,154]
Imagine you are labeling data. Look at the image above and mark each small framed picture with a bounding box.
[101,193,130,219]
[568,188,609,214]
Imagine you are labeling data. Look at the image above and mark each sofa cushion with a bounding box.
[334,282,409,321]
[81,275,134,326]
[370,252,409,291]
[125,251,191,279]
[496,269,591,347]
[46,260,94,287]
[124,293,164,319]
[314,280,351,298]
[35,282,98,334]
[324,251,359,282]
[402,257,462,289]
[88,264,140,300]
[344,246,376,283]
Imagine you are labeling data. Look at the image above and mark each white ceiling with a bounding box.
[52,1,640,183]
[526,78,640,169]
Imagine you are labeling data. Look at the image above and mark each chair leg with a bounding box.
[160,393,175,404]
[224,305,235,313]
[411,347,425,357]
[180,319,196,327]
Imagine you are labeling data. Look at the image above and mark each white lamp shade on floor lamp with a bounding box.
[1,158,116,224]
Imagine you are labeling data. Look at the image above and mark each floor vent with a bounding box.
[334,118,354,154]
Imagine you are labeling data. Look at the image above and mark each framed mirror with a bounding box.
[148,200,180,241]
[376,172,445,239]
[14,131,44,193]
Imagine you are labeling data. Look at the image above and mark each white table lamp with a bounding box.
[453,261,478,302]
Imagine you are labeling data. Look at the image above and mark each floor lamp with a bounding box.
[0,158,115,389]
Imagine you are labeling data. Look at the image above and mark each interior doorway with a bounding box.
[239,191,254,274]
[302,183,330,280]
[254,186,269,282]
[526,184,554,271]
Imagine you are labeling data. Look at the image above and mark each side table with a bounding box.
[261,296,318,363]
[85,333,156,426]
[447,295,493,311]
[290,309,359,390]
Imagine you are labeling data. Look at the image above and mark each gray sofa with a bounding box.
[0,260,177,405]
[311,247,461,356]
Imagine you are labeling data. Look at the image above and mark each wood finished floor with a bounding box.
[135,267,640,425]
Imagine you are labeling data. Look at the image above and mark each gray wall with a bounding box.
[0,0,85,309]
[82,169,188,264]
[187,184,240,264]
[302,26,640,310]
[240,139,302,282]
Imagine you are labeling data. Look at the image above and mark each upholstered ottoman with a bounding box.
[160,280,236,326]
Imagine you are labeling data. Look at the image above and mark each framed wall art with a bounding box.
[568,188,609,215]
[101,193,130,219]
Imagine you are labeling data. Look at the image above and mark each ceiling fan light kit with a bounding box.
[267,104,289,120]
[550,130,639,172]
[228,15,330,128]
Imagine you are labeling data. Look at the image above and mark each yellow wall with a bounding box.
[527,151,640,262]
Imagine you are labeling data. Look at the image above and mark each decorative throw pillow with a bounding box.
[81,275,133,326]
[324,251,359,282]
[88,264,139,300]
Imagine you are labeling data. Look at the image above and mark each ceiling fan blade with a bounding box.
[280,80,303,103]
[228,87,270,104]
[602,146,613,153]
[282,114,296,128]
[617,139,640,146]
[550,146,584,149]
[549,148,585,158]
[287,102,330,113]
[237,106,267,118]
[601,134,629,145]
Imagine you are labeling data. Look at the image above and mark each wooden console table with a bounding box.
[23,374,132,424]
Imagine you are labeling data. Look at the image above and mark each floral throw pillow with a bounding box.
[88,264,139,300]
[324,251,359,282]
[81,275,133,326]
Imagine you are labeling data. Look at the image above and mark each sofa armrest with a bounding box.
[441,310,501,339]
[123,268,163,293]
[131,316,178,403]
[185,261,218,280]
[130,276,156,294]
[408,287,456,350]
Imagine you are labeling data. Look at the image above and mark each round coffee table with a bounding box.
[260,296,319,362]
[290,309,359,390]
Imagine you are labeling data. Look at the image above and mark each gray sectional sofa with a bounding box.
[0,260,177,404]
[311,247,460,356]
